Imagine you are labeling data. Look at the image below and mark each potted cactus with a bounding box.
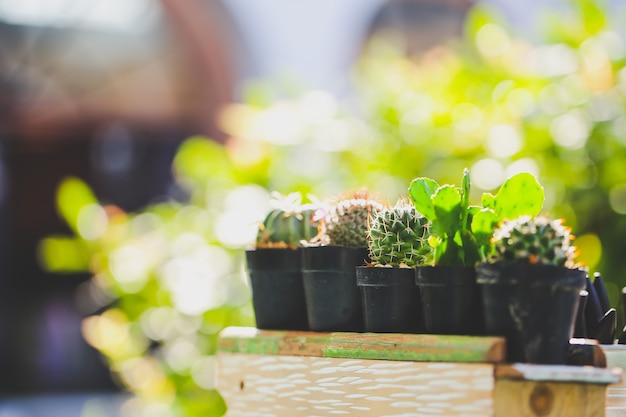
[301,189,387,332]
[408,169,544,335]
[356,199,431,333]
[246,192,319,330]
[476,215,587,364]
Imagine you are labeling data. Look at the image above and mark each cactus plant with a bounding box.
[318,190,387,248]
[477,214,586,364]
[255,192,319,249]
[409,169,545,266]
[368,200,432,268]
[489,215,577,268]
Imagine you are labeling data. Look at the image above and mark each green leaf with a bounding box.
[173,136,234,184]
[432,185,463,235]
[37,235,90,272]
[481,193,496,209]
[461,168,471,209]
[437,238,464,266]
[408,177,440,221]
[574,0,607,35]
[494,172,544,221]
[460,168,471,234]
[471,208,498,246]
[57,177,99,234]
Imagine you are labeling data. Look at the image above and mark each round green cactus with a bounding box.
[368,202,432,268]
[490,215,576,268]
[256,192,319,249]
[322,192,386,248]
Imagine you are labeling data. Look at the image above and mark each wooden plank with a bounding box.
[496,363,622,385]
[602,344,626,412]
[218,327,506,363]
[218,353,495,417]
[494,380,606,417]
[217,329,620,416]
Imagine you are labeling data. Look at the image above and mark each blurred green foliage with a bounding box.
[40,0,626,415]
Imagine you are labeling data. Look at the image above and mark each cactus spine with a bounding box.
[256,192,319,249]
[320,190,386,248]
[368,201,432,268]
[490,215,576,268]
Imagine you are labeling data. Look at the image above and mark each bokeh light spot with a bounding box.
[533,44,579,77]
[471,159,505,190]
[505,158,540,178]
[549,110,590,149]
[505,88,535,117]
[452,102,483,132]
[191,356,218,390]
[110,245,150,293]
[476,23,511,57]
[77,204,108,240]
[160,257,227,316]
[486,124,523,158]
[575,233,602,270]
[609,184,626,214]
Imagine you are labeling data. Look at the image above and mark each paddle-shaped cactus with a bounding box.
[409,169,545,266]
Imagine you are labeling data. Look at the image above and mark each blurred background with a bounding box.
[1,0,626,416]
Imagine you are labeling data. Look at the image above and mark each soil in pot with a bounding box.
[246,248,308,330]
[301,246,369,332]
[476,263,586,364]
[356,266,422,333]
[415,266,484,335]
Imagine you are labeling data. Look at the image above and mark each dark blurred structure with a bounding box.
[366,0,470,56]
[0,0,238,394]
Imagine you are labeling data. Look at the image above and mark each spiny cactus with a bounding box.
[256,192,319,249]
[490,215,576,268]
[320,190,387,248]
[368,201,432,268]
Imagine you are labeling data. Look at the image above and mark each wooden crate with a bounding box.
[218,327,621,417]
[600,344,626,416]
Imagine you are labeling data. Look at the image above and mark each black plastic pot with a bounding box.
[356,266,422,333]
[476,263,586,364]
[245,248,308,330]
[301,246,368,332]
[415,266,483,335]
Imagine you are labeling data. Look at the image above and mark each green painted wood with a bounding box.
[218,327,506,363]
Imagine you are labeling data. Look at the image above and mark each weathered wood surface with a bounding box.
[217,329,622,417]
[219,327,506,363]
[218,353,494,417]
[495,380,606,417]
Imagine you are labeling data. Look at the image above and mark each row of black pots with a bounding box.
[246,246,586,364]
[245,246,368,332]
[357,265,482,335]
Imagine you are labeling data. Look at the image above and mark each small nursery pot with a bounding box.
[245,248,309,330]
[415,266,483,336]
[476,263,586,364]
[301,246,369,332]
[356,266,422,333]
